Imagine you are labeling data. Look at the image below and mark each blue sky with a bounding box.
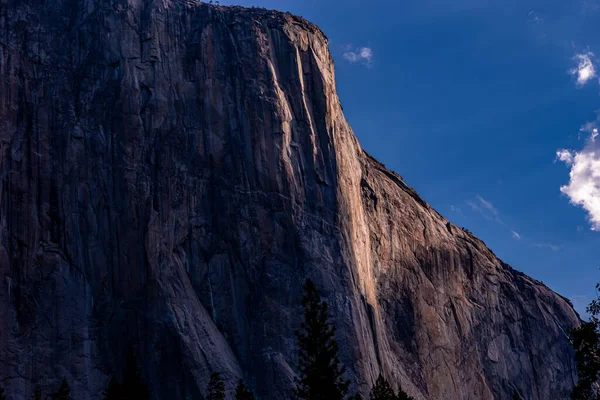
[218,0,600,316]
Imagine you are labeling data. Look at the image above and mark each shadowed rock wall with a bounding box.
[0,1,579,399]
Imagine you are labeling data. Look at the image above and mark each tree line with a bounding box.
[202,279,415,400]
[11,276,600,399]
[570,281,600,400]
[0,279,412,400]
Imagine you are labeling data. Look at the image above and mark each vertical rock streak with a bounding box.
[0,1,579,399]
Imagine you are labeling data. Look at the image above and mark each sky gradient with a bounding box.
[219,0,600,316]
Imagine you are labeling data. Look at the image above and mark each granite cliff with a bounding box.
[0,1,580,399]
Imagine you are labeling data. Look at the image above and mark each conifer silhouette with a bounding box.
[103,377,123,400]
[571,282,600,400]
[395,381,415,400]
[293,279,350,400]
[207,372,226,400]
[122,348,149,400]
[369,374,395,400]
[50,379,72,400]
[103,346,149,400]
[235,379,254,400]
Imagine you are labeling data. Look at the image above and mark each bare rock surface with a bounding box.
[0,1,579,399]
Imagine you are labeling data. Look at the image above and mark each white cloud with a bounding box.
[556,149,574,165]
[343,46,374,66]
[511,231,521,240]
[570,52,597,86]
[556,125,600,231]
[579,119,600,140]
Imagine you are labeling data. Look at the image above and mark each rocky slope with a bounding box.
[0,1,579,399]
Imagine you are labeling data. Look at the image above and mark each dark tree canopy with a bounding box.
[207,372,226,400]
[235,379,254,400]
[512,390,521,400]
[50,379,72,400]
[369,374,414,400]
[104,347,150,400]
[103,378,124,400]
[293,279,350,400]
[571,282,600,400]
[369,374,395,400]
[395,382,415,400]
[122,348,150,400]
[0,387,6,400]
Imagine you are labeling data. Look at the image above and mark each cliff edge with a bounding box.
[0,1,579,399]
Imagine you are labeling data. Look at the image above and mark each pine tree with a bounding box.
[571,282,600,400]
[103,378,123,400]
[235,379,254,400]
[50,379,72,400]
[0,387,6,400]
[293,279,350,400]
[395,382,415,400]
[207,372,226,400]
[103,347,149,400]
[512,390,521,400]
[122,348,150,400]
[369,374,395,400]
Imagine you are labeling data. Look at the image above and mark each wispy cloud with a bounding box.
[569,52,597,87]
[527,9,544,24]
[477,195,499,217]
[467,195,502,222]
[556,117,600,231]
[467,198,560,246]
[343,46,374,67]
[450,205,464,216]
[466,195,525,240]
[535,243,562,251]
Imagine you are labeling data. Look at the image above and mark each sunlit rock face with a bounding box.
[0,1,579,399]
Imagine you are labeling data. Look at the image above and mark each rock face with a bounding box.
[0,1,579,399]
